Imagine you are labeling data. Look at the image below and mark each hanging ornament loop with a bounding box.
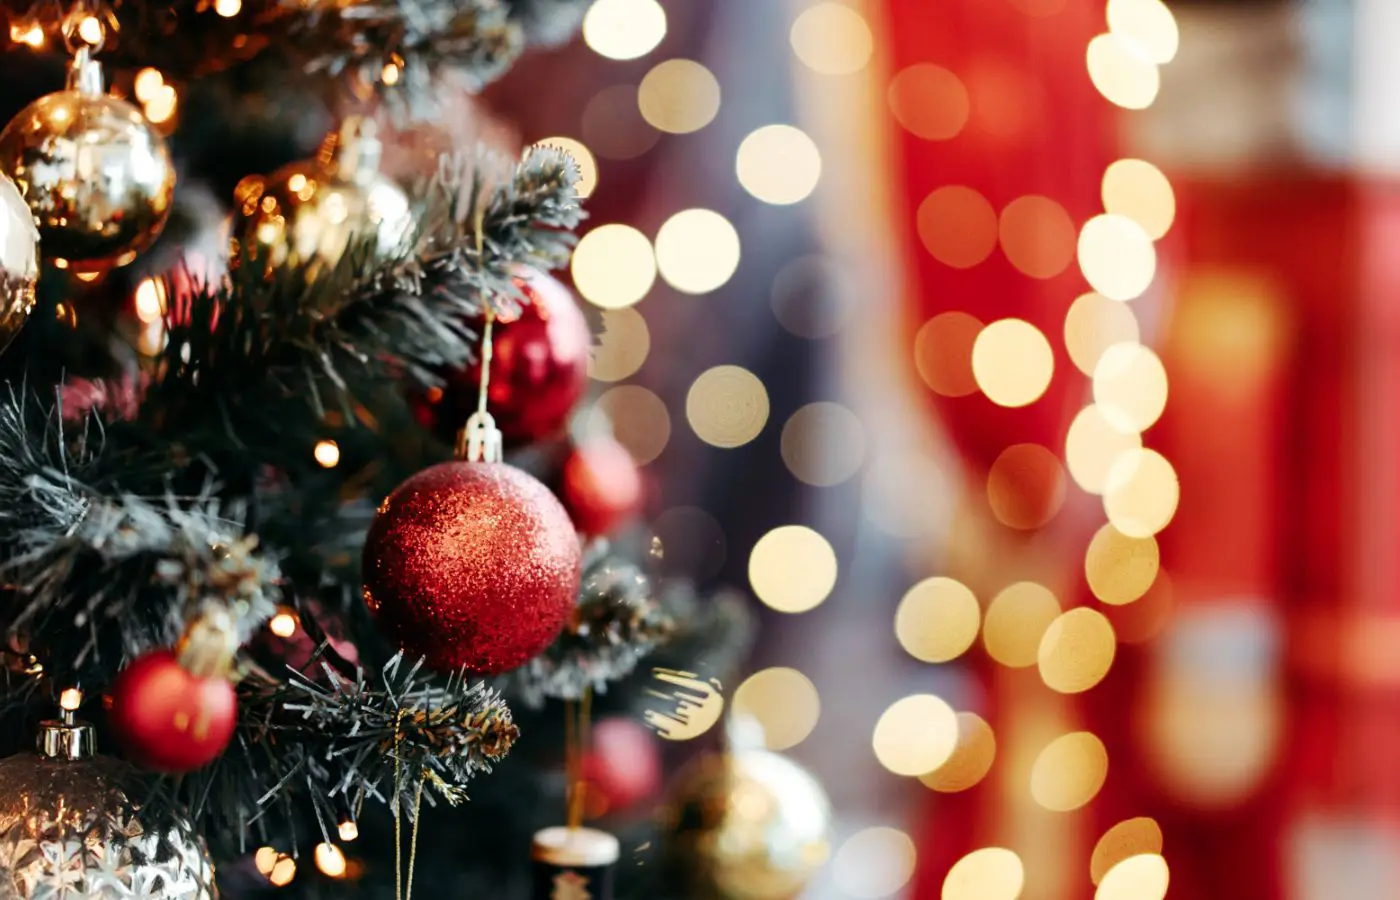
[65,46,104,96]
[60,0,109,57]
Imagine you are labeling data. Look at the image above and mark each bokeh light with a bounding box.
[1103,449,1180,537]
[888,64,970,141]
[638,59,721,134]
[1065,404,1143,494]
[749,526,838,613]
[1038,607,1117,693]
[872,694,959,776]
[593,385,671,464]
[895,577,981,664]
[314,843,347,878]
[917,186,999,269]
[134,277,167,323]
[731,667,820,751]
[984,582,1061,668]
[1094,343,1168,434]
[581,84,659,159]
[920,712,996,793]
[534,136,598,198]
[1102,158,1175,239]
[572,224,657,309]
[1107,0,1179,64]
[999,195,1077,279]
[686,365,769,448]
[589,307,651,382]
[1079,214,1157,301]
[313,440,340,468]
[1092,818,1164,885]
[915,312,983,398]
[1086,523,1159,605]
[1086,32,1161,110]
[1097,854,1170,900]
[790,3,873,75]
[833,827,917,900]
[1065,292,1141,376]
[986,443,1066,530]
[972,319,1054,408]
[655,209,741,294]
[780,402,866,486]
[1030,731,1110,811]
[134,68,164,103]
[771,255,855,339]
[942,848,1025,900]
[582,0,667,61]
[737,125,822,205]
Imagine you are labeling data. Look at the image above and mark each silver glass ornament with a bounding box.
[0,711,217,899]
[0,171,38,350]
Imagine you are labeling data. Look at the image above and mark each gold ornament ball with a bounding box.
[660,748,832,900]
[0,55,175,277]
[231,118,411,274]
[0,172,39,349]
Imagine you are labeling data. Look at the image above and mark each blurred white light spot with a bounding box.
[790,3,873,75]
[833,827,917,899]
[655,209,740,294]
[582,0,667,61]
[737,125,822,205]
[749,526,837,613]
[572,224,657,309]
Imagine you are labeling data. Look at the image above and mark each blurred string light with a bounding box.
[582,0,667,61]
[686,365,768,448]
[748,526,837,613]
[983,582,1060,668]
[872,694,959,776]
[832,827,917,900]
[1065,404,1143,494]
[134,277,166,322]
[337,820,360,842]
[10,22,45,47]
[1106,0,1179,64]
[780,401,866,487]
[1065,292,1140,375]
[1038,607,1116,693]
[1091,818,1163,885]
[134,68,165,103]
[593,385,670,464]
[888,64,969,141]
[313,439,340,468]
[917,185,998,269]
[914,311,982,397]
[268,608,298,638]
[1079,214,1156,301]
[313,843,347,878]
[77,14,103,43]
[942,848,1025,900]
[731,667,820,751]
[588,307,650,382]
[789,2,873,75]
[1097,854,1170,900]
[637,59,720,134]
[894,577,980,663]
[655,208,741,294]
[1086,32,1160,110]
[920,712,996,793]
[986,443,1066,530]
[213,0,241,17]
[999,195,1076,279]
[534,136,598,198]
[1094,342,1168,433]
[971,318,1054,408]
[1102,159,1175,239]
[1085,523,1159,605]
[571,224,656,309]
[1103,448,1179,537]
[1030,731,1109,811]
[145,84,178,125]
[736,125,822,205]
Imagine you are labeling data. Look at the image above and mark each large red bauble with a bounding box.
[414,269,591,443]
[562,438,643,536]
[108,649,238,773]
[362,461,582,674]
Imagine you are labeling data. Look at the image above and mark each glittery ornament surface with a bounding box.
[414,270,591,443]
[0,753,216,899]
[363,462,582,674]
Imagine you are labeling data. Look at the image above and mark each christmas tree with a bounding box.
[0,2,756,897]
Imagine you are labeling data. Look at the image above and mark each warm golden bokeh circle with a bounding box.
[972,319,1055,408]
[589,307,651,382]
[686,365,769,448]
[1065,293,1141,376]
[915,312,983,398]
[872,694,960,776]
[895,577,981,663]
[1030,731,1110,811]
[748,526,838,613]
[1104,448,1180,537]
[638,59,721,134]
[1093,342,1169,434]
[593,385,671,464]
[920,712,996,793]
[984,582,1061,668]
[1097,854,1170,900]
[987,443,1067,530]
[731,667,821,751]
[942,847,1025,900]
[1038,607,1117,693]
[1085,523,1160,605]
[1091,818,1165,885]
[1065,404,1143,495]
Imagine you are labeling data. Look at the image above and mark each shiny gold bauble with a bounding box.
[0,172,38,350]
[661,748,832,900]
[230,117,411,275]
[0,52,175,277]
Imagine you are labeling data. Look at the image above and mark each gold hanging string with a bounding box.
[404,778,425,900]
[393,707,407,900]
[567,686,594,830]
[563,697,578,825]
[454,201,497,462]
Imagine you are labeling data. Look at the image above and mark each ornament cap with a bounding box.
[532,826,620,867]
[65,46,104,96]
[322,116,384,186]
[37,709,95,761]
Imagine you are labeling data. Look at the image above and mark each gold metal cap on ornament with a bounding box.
[37,689,94,760]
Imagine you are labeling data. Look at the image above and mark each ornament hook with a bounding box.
[457,411,502,463]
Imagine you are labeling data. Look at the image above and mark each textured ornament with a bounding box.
[363,462,582,674]
[0,48,175,276]
[0,172,37,350]
[660,748,832,900]
[562,438,643,536]
[231,117,410,275]
[414,270,591,444]
[0,712,215,899]
[581,717,660,812]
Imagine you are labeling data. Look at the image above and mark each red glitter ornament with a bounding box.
[562,438,643,536]
[362,461,582,674]
[414,269,590,443]
[108,649,238,773]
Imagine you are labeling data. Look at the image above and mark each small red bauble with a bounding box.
[108,649,238,773]
[562,438,643,536]
[414,269,590,443]
[362,461,582,674]
[582,717,661,813]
